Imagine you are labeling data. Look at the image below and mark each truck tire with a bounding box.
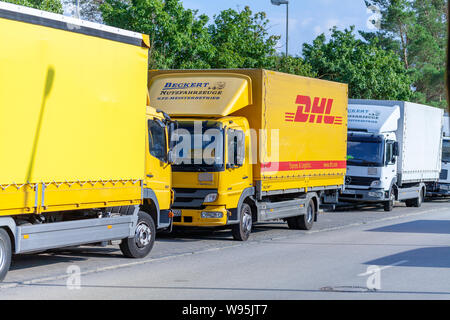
[120,211,156,259]
[232,203,252,241]
[0,228,12,282]
[383,191,395,212]
[287,199,315,230]
[405,189,423,208]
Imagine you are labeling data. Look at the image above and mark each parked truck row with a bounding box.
[0,3,446,281]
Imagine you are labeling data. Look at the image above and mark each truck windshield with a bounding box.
[347,139,384,167]
[442,140,450,163]
[171,120,225,172]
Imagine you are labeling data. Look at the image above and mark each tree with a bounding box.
[100,0,214,69]
[207,7,280,69]
[3,0,63,13]
[363,0,448,108]
[266,55,317,78]
[303,26,413,100]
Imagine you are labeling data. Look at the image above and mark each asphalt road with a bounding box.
[1,198,450,300]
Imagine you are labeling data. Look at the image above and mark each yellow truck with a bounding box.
[148,69,348,241]
[0,3,172,281]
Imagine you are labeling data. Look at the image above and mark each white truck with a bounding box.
[427,114,450,197]
[339,99,443,211]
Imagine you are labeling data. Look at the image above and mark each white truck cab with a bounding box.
[340,100,443,211]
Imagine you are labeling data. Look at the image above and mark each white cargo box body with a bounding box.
[349,99,443,185]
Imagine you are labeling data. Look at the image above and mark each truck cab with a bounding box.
[344,130,399,209]
[144,106,174,227]
[169,116,252,228]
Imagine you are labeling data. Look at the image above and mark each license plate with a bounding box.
[343,189,356,195]
[172,209,182,217]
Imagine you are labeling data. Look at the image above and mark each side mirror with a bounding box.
[393,142,399,156]
[167,149,174,165]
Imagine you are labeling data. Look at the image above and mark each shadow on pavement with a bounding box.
[157,225,271,242]
[10,247,122,271]
[364,246,450,268]
[367,220,450,234]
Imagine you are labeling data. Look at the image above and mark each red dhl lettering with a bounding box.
[285,95,343,125]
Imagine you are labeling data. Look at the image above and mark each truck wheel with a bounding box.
[232,203,252,241]
[383,191,395,212]
[405,189,423,208]
[120,211,156,259]
[287,199,315,230]
[0,228,12,282]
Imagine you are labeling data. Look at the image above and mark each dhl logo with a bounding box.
[285,95,343,125]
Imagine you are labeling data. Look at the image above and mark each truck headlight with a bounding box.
[203,193,218,203]
[370,180,382,188]
[201,211,223,219]
[368,191,384,198]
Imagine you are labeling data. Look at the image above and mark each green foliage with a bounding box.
[98,1,314,76]
[303,27,413,100]
[6,0,445,105]
[363,0,448,108]
[100,0,214,69]
[207,7,280,69]
[266,55,317,78]
[3,0,63,13]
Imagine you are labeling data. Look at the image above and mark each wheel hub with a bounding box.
[134,222,152,248]
[243,212,252,232]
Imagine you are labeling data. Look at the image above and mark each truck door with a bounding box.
[145,118,172,210]
[225,127,251,207]
[385,140,398,191]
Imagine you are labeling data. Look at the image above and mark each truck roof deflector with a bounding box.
[148,73,253,117]
[348,104,401,133]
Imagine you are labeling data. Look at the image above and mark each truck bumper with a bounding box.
[172,206,229,227]
[339,188,388,203]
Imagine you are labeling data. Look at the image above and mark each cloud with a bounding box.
[313,18,345,37]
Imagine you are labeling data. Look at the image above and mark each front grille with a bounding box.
[172,188,217,210]
[345,176,379,186]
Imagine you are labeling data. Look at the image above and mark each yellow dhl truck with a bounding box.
[148,69,348,241]
[0,3,172,281]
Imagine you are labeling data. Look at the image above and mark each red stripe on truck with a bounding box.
[261,160,347,172]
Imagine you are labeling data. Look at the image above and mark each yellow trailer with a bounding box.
[0,3,173,281]
[148,69,347,240]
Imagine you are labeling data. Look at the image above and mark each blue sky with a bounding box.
[181,0,377,56]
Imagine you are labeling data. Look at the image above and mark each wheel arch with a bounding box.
[0,217,16,253]
[230,187,256,224]
[142,188,160,228]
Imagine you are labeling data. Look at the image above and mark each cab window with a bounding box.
[227,129,245,168]
[148,119,167,162]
